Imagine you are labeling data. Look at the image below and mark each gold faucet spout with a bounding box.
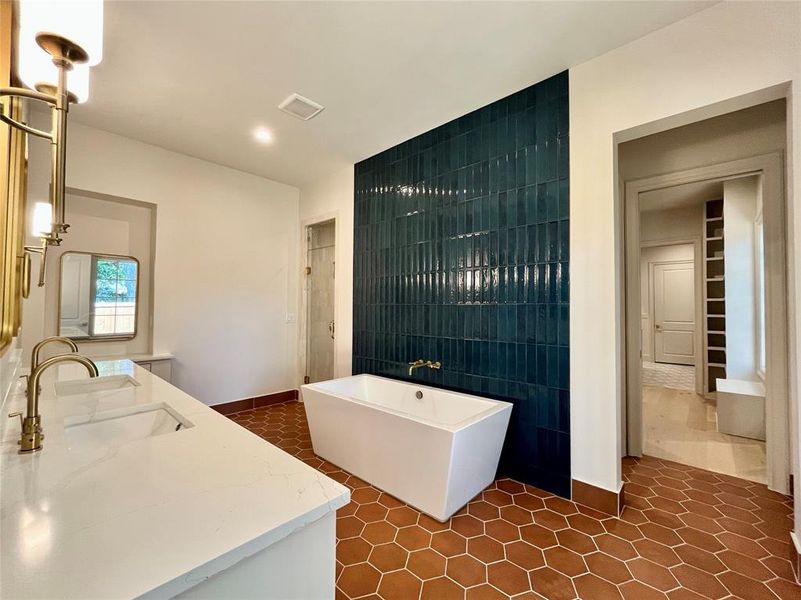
[30,335,78,370]
[408,359,442,377]
[18,353,98,453]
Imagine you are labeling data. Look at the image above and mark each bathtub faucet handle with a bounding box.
[429,361,441,370]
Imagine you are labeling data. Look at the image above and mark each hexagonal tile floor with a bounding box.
[228,401,799,599]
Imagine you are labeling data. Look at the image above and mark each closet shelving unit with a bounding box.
[704,198,726,394]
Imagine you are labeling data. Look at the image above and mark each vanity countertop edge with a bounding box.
[0,359,349,599]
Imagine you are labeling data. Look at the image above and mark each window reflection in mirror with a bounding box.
[59,252,139,340]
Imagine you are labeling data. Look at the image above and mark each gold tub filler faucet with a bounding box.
[408,359,442,377]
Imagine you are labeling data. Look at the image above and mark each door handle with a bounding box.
[328,321,335,340]
[655,324,662,331]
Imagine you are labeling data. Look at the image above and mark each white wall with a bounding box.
[641,205,705,244]
[723,176,760,381]
[22,119,301,406]
[569,0,800,530]
[298,165,354,385]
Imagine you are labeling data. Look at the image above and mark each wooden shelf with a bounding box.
[706,277,724,282]
[705,256,724,262]
[708,346,726,351]
[705,217,723,223]
[708,362,727,368]
[706,236,723,242]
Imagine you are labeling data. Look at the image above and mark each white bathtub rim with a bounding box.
[302,374,512,433]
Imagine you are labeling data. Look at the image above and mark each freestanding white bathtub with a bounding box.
[301,374,512,522]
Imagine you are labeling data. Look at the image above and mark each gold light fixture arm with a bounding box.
[23,239,48,288]
[0,87,57,138]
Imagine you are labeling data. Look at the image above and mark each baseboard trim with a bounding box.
[791,532,801,583]
[572,479,624,517]
[211,389,299,415]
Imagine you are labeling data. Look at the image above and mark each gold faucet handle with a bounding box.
[8,411,23,430]
[430,361,442,370]
[408,359,424,365]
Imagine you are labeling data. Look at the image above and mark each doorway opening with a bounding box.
[304,219,336,384]
[621,100,789,493]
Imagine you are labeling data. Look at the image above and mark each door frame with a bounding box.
[299,213,338,389]
[650,258,697,367]
[623,152,789,493]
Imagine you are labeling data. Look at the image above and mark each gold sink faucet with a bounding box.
[31,335,78,370]
[408,359,442,377]
[9,353,99,453]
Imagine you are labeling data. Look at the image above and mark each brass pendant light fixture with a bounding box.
[0,0,103,288]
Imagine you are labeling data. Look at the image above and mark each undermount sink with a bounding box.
[55,374,140,397]
[63,403,192,450]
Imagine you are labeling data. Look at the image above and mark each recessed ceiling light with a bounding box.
[253,127,273,144]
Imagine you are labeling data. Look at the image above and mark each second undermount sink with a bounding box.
[64,403,192,450]
[55,374,140,397]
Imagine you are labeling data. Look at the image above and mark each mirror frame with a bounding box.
[57,251,141,342]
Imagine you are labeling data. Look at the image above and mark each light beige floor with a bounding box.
[642,384,767,484]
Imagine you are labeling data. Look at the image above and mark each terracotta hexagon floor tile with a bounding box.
[377,492,404,509]
[466,584,508,600]
[677,512,722,535]
[447,554,487,587]
[594,534,638,560]
[351,487,381,505]
[483,489,513,507]
[431,530,467,557]
[620,580,669,600]
[768,577,801,600]
[532,510,569,531]
[638,522,682,547]
[337,537,372,565]
[602,518,642,542]
[529,566,577,600]
[573,573,624,600]
[338,562,381,598]
[584,552,632,584]
[377,570,422,600]
[626,558,679,592]
[484,518,520,543]
[451,514,485,538]
[520,524,558,548]
[407,548,447,580]
[487,560,531,596]
[544,497,578,515]
[420,576,465,600]
[717,570,778,600]
[505,540,545,570]
[514,493,547,511]
[673,544,725,575]
[556,528,596,554]
[497,479,526,494]
[632,539,681,568]
[336,515,365,539]
[362,521,397,545]
[467,535,505,563]
[670,564,728,599]
[396,525,431,551]
[717,549,774,581]
[418,514,449,533]
[469,500,501,521]
[368,542,408,572]
[500,504,534,526]
[231,405,801,600]
[543,546,587,577]
[386,505,418,527]
[566,512,606,536]
[761,555,795,581]
[355,502,389,523]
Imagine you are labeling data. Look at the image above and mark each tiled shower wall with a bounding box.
[353,72,570,496]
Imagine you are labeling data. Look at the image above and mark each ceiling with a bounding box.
[71,1,714,188]
[640,180,724,212]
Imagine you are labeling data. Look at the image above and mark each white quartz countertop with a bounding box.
[0,360,349,599]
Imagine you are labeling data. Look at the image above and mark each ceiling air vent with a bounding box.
[278,93,325,121]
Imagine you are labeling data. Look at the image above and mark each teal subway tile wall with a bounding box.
[353,71,570,496]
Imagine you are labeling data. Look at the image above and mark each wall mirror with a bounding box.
[58,252,139,340]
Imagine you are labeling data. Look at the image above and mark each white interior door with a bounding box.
[654,261,695,365]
